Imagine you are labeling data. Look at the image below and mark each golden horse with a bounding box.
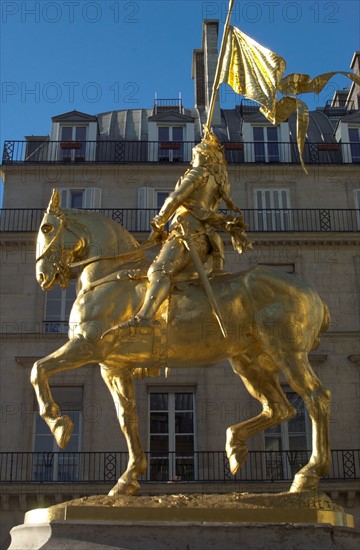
[33,190,331,496]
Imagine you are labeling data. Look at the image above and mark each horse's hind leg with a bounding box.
[227,354,296,475]
[283,353,331,492]
[100,365,146,496]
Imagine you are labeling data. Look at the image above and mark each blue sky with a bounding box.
[1,0,359,203]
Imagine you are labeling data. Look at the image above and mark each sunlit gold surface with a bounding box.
[33,185,332,499]
[25,492,354,528]
[104,128,249,337]
[219,25,360,172]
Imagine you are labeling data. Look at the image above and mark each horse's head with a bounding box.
[36,189,87,290]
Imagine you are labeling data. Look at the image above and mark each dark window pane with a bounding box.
[175,393,193,410]
[254,142,265,162]
[150,393,168,411]
[268,142,279,162]
[349,128,359,141]
[149,457,168,481]
[288,435,308,450]
[150,435,168,454]
[267,126,278,141]
[175,412,193,433]
[70,191,84,208]
[150,412,168,434]
[61,127,72,140]
[175,435,194,453]
[35,416,51,435]
[253,127,264,141]
[34,437,54,452]
[176,457,194,480]
[172,127,183,141]
[158,127,169,141]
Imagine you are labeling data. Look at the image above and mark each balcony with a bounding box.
[2,140,359,165]
[0,208,359,233]
[0,450,358,484]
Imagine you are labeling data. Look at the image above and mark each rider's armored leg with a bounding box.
[134,270,171,324]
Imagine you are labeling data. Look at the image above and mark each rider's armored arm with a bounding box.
[151,167,206,231]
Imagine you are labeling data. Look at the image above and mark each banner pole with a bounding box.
[205,0,235,130]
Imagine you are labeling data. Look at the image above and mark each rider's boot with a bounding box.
[133,271,171,326]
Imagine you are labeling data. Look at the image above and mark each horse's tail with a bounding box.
[311,299,331,350]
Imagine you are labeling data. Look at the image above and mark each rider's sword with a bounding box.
[180,232,228,339]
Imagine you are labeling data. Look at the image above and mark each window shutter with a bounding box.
[58,188,70,208]
[254,189,291,230]
[83,187,102,208]
[137,187,155,231]
[138,187,155,209]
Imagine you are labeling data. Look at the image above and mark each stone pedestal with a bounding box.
[8,492,359,550]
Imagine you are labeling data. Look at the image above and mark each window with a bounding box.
[253,126,280,163]
[137,187,171,231]
[264,392,311,480]
[59,126,87,161]
[148,391,196,481]
[348,127,360,163]
[254,188,292,230]
[44,280,77,333]
[158,126,184,162]
[33,387,82,481]
[354,189,360,230]
[59,187,102,209]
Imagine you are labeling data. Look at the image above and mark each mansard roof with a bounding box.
[49,103,358,144]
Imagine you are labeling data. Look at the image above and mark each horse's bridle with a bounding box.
[36,211,91,263]
[36,210,157,270]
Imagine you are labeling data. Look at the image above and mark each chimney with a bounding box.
[192,20,222,127]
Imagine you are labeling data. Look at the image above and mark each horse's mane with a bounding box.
[62,208,141,253]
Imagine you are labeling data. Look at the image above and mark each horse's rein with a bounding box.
[68,240,158,269]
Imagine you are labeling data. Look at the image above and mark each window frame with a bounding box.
[253,188,292,231]
[148,389,197,481]
[157,125,185,163]
[32,386,83,482]
[263,391,311,481]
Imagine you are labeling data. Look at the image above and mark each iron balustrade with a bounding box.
[0,208,359,233]
[0,450,358,484]
[2,140,359,164]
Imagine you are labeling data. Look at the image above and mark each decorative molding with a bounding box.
[309,354,328,365]
[15,356,41,368]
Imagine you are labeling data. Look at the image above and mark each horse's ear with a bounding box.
[47,188,61,213]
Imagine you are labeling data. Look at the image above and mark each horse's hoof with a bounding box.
[108,479,140,497]
[53,415,74,448]
[228,446,248,475]
[289,473,320,493]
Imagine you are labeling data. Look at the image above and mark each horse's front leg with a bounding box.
[31,337,104,448]
[100,365,146,496]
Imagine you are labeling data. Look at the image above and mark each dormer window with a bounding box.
[50,110,98,162]
[348,128,360,163]
[242,121,290,163]
[158,126,184,162]
[253,126,279,163]
[60,126,87,162]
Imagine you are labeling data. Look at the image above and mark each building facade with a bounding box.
[0,21,359,548]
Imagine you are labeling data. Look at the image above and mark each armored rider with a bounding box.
[112,128,248,331]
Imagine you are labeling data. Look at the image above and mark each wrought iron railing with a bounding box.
[0,450,358,483]
[0,208,359,233]
[2,140,359,164]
